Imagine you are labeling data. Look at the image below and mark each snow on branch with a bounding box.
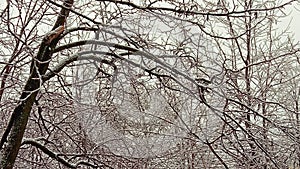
[22,138,99,168]
[53,40,207,88]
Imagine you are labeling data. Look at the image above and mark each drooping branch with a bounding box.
[53,40,206,89]
[22,139,100,168]
[43,51,117,82]
[45,49,209,107]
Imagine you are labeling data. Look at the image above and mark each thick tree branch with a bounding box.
[44,49,209,106]
[22,139,98,168]
[53,40,207,90]
[100,0,296,16]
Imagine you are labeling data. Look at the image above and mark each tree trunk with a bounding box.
[0,1,73,168]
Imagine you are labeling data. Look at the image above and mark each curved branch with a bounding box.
[53,40,205,89]
[43,51,117,81]
[53,40,138,53]
[22,139,98,168]
[99,0,296,17]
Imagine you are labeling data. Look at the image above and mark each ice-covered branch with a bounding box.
[22,139,99,168]
[53,40,207,88]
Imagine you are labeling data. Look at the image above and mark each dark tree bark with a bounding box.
[0,1,74,168]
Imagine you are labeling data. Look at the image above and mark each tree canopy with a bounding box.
[0,0,300,168]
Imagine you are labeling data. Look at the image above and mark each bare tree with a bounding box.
[0,0,299,168]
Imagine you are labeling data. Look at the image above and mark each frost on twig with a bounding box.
[22,138,99,168]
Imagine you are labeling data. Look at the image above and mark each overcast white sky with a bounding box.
[0,0,299,43]
[278,4,300,43]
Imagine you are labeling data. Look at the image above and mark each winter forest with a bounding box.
[0,0,300,168]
